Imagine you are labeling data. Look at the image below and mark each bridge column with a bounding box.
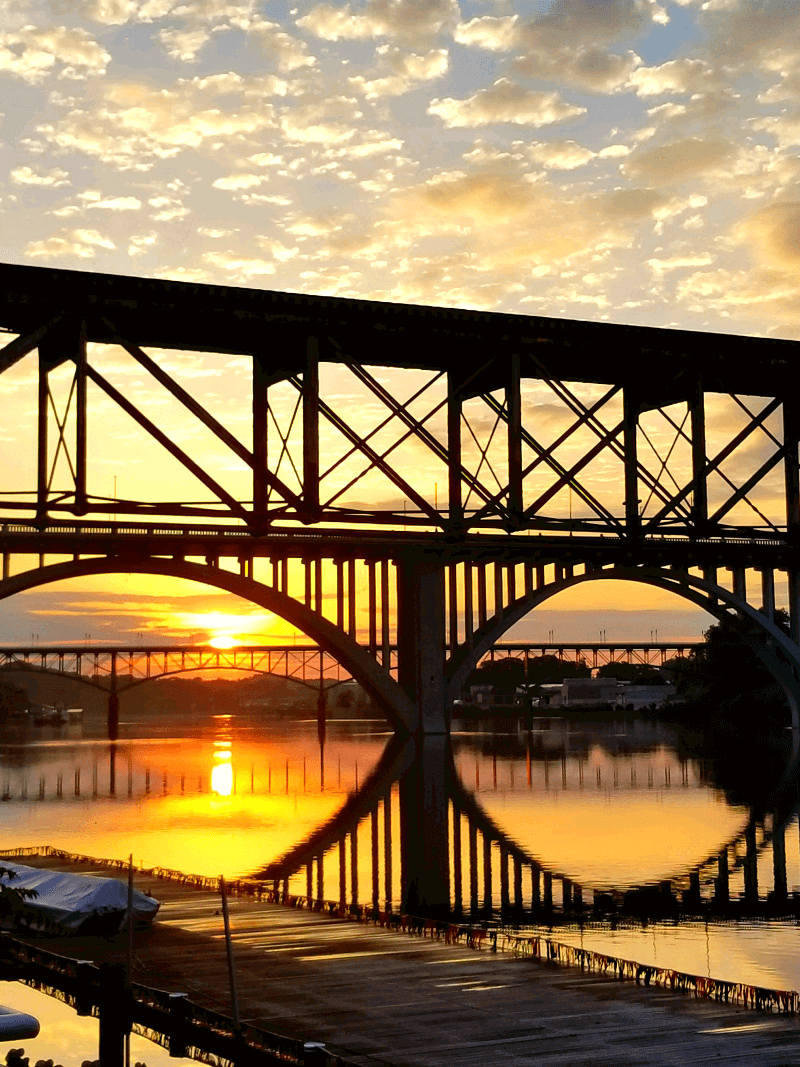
[108,650,119,742]
[396,555,447,734]
[761,569,776,623]
[772,821,787,906]
[399,736,450,917]
[744,819,758,907]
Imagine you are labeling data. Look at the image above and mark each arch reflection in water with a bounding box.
[255,724,800,926]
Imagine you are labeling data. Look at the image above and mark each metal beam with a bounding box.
[84,365,249,520]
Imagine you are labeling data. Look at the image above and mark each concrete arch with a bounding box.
[0,556,415,733]
[447,565,800,729]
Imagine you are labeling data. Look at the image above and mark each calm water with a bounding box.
[0,704,799,1061]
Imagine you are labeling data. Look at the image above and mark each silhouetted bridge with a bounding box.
[2,262,799,735]
[0,640,702,700]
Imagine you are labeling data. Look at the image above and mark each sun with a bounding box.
[208,635,239,649]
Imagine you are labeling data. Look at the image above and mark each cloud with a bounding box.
[212,173,265,190]
[297,0,459,41]
[348,47,448,98]
[248,21,316,71]
[593,186,667,217]
[628,58,719,96]
[157,26,210,61]
[525,140,596,170]
[0,25,110,82]
[201,249,277,277]
[36,76,281,169]
[87,195,142,209]
[9,164,71,186]
[24,227,115,258]
[454,2,667,92]
[280,95,363,144]
[736,200,800,270]
[647,253,715,273]
[622,136,735,185]
[428,78,585,128]
[85,0,141,24]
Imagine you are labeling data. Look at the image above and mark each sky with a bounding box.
[1,0,798,649]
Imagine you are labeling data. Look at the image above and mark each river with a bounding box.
[0,705,798,1063]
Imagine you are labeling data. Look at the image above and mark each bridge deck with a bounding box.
[3,853,800,1066]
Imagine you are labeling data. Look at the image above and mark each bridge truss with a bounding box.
[1,263,799,735]
[0,640,702,697]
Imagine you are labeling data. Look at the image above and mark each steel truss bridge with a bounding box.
[1,262,800,736]
[0,640,701,700]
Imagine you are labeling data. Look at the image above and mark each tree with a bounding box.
[596,662,666,684]
[0,868,39,928]
[680,608,792,710]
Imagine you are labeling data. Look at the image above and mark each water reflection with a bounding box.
[1,712,799,979]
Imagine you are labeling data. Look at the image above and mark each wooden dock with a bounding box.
[4,853,800,1067]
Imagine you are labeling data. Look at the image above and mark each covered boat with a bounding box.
[0,863,160,934]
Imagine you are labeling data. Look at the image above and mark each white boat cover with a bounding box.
[0,863,160,932]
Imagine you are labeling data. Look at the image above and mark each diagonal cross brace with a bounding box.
[106,329,305,514]
[289,374,440,523]
[84,364,250,521]
[477,391,621,528]
[523,351,691,518]
[342,359,504,514]
[644,396,782,529]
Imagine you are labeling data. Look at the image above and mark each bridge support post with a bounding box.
[396,555,447,734]
[399,735,449,917]
[108,650,119,742]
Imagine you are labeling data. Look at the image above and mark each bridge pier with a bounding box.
[396,557,448,734]
[399,736,450,916]
[107,650,119,742]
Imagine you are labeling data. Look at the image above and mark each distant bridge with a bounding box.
[0,640,703,700]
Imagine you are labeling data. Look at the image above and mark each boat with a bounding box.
[0,1005,39,1039]
[0,863,160,935]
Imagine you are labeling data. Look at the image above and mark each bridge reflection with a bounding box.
[252,730,800,925]
[1,727,798,925]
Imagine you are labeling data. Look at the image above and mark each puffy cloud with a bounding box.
[212,173,265,190]
[454,2,666,92]
[248,21,316,71]
[428,79,585,128]
[593,187,667,218]
[9,164,70,186]
[0,25,110,82]
[297,0,459,41]
[752,111,800,148]
[36,77,280,169]
[201,249,277,277]
[525,140,595,170]
[453,15,520,51]
[348,47,448,98]
[86,195,142,209]
[690,0,800,66]
[647,253,715,273]
[280,95,363,144]
[628,58,719,96]
[157,26,210,61]
[85,0,141,24]
[736,200,800,271]
[622,137,735,185]
[25,227,115,258]
[127,230,158,255]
